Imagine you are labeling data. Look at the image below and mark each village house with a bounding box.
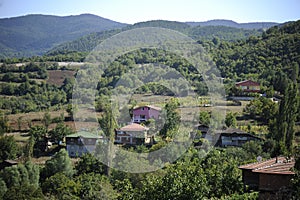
[132,105,161,123]
[65,131,102,157]
[235,80,260,93]
[239,156,295,198]
[215,127,262,147]
[115,123,154,145]
[191,126,261,147]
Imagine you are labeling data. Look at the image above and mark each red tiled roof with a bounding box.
[118,123,149,132]
[235,80,260,86]
[133,105,162,111]
[239,156,295,175]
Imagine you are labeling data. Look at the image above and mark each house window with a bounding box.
[148,107,150,110]
[141,107,144,110]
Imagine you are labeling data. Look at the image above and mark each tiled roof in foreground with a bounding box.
[239,156,295,175]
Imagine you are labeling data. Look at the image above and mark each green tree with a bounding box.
[3,183,44,200]
[29,125,47,142]
[17,116,23,132]
[24,136,35,159]
[160,98,180,138]
[114,178,134,200]
[61,77,75,101]
[244,97,277,123]
[49,122,73,143]
[199,111,210,126]
[133,160,209,200]
[0,178,7,199]
[75,153,104,175]
[201,149,243,198]
[42,112,51,130]
[41,149,75,180]
[98,103,118,176]
[225,112,237,128]
[66,103,76,121]
[0,135,19,162]
[270,81,299,154]
[76,173,117,200]
[0,114,10,135]
[0,161,40,189]
[42,173,80,200]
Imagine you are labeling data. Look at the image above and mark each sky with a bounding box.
[0,0,299,24]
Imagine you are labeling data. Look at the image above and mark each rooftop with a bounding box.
[118,123,149,132]
[66,131,101,139]
[215,127,248,134]
[133,105,162,111]
[239,156,295,175]
[235,80,260,86]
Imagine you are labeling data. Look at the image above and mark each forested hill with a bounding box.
[186,19,278,29]
[209,20,300,92]
[47,20,264,55]
[0,14,127,58]
[0,14,282,58]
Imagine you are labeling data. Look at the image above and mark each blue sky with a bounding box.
[0,0,299,24]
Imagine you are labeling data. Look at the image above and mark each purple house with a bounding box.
[132,105,161,123]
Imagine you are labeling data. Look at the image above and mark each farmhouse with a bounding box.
[115,123,154,145]
[65,131,102,157]
[235,80,260,93]
[239,156,295,197]
[132,105,161,123]
[191,126,261,147]
[215,127,262,147]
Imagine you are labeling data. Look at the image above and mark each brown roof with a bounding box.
[215,127,247,134]
[118,123,149,132]
[239,156,295,175]
[133,105,162,111]
[235,80,260,86]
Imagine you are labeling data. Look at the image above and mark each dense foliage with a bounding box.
[47,21,264,55]
[0,62,73,113]
[208,20,300,88]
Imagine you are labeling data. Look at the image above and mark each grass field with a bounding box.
[47,70,76,86]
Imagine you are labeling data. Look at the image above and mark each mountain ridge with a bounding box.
[186,19,279,29]
[0,14,128,58]
[0,14,284,58]
[47,20,264,55]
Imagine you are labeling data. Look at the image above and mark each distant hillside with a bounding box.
[186,19,278,29]
[47,20,263,55]
[0,14,127,58]
[129,20,190,32]
[209,20,300,91]
[0,15,282,58]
